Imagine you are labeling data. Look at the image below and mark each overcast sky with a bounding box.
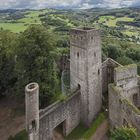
[0,0,140,9]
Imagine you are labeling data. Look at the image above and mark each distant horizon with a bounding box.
[0,0,140,10]
[1,6,140,11]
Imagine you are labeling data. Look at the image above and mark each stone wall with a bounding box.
[122,99,140,134]
[109,84,123,128]
[39,90,81,140]
[109,64,140,134]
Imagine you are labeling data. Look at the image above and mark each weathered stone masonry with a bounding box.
[70,27,102,127]
[39,90,81,140]
[109,64,140,133]
[25,27,140,140]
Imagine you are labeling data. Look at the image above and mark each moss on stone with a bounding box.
[109,83,121,95]
[122,99,140,115]
[115,64,137,72]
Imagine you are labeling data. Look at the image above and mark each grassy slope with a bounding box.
[0,8,139,37]
[97,15,138,37]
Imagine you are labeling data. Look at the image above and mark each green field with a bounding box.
[98,16,134,27]
[0,9,49,33]
[0,23,26,32]
[0,8,140,42]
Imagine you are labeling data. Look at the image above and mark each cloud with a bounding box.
[0,0,140,9]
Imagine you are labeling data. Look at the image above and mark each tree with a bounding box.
[15,25,59,107]
[102,44,124,60]
[110,126,140,140]
[0,29,17,96]
[126,47,140,62]
[116,56,134,66]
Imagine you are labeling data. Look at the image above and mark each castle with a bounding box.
[25,27,140,140]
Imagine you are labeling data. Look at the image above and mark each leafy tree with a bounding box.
[15,25,59,107]
[103,44,124,60]
[116,56,134,66]
[126,48,140,62]
[110,126,140,140]
[0,29,17,96]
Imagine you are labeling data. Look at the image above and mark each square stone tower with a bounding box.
[70,27,102,127]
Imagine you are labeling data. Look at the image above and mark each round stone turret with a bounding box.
[25,83,39,140]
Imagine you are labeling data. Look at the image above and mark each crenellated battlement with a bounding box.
[70,27,101,49]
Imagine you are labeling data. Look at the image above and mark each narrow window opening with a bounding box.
[98,69,100,75]
[133,93,138,107]
[78,84,81,89]
[32,120,36,129]
[77,52,79,58]
[94,52,96,57]
[123,119,129,127]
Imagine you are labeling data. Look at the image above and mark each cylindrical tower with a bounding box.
[25,83,39,140]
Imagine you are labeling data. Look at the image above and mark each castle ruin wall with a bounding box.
[38,90,81,140]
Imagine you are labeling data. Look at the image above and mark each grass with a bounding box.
[98,16,134,27]
[82,112,106,139]
[66,112,106,140]
[0,23,27,33]
[8,130,28,140]
[66,123,88,140]
[0,9,48,33]
[122,30,139,37]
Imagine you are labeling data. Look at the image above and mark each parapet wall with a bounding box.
[122,99,140,134]
[39,90,81,140]
[70,27,100,49]
[109,84,140,134]
[114,64,138,89]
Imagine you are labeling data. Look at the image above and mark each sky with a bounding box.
[0,0,140,9]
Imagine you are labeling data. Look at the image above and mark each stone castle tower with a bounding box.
[25,83,39,140]
[70,27,102,127]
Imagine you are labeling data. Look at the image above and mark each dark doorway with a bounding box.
[133,94,138,107]
[53,121,66,140]
[123,119,129,127]
[78,84,81,90]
